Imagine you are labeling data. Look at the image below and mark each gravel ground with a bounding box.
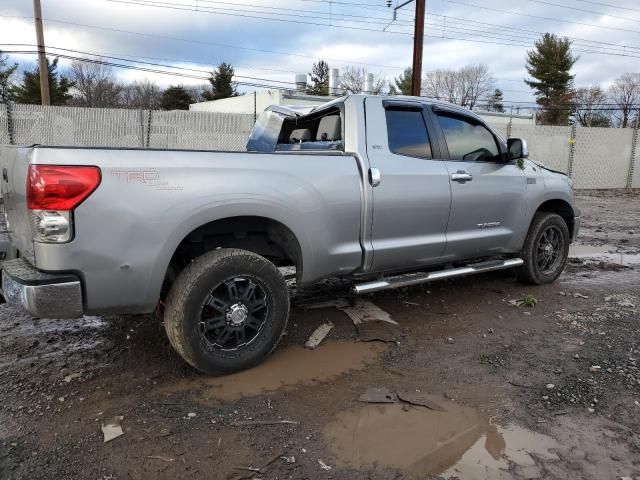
[0,189,639,480]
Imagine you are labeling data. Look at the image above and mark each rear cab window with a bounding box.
[436,113,501,162]
[385,107,432,159]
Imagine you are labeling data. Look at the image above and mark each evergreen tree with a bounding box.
[160,85,194,110]
[0,51,18,102]
[525,33,578,125]
[306,60,329,96]
[203,62,238,101]
[393,67,412,95]
[487,88,504,112]
[11,57,74,105]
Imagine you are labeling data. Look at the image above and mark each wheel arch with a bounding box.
[534,198,576,240]
[161,215,304,300]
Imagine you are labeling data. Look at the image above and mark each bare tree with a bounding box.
[422,64,494,110]
[69,60,123,107]
[120,79,162,109]
[339,67,385,94]
[573,85,610,127]
[459,64,493,110]
[609,73,640,128]
[422,69,457,103]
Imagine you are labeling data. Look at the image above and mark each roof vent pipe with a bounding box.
[364,73,374,94]
[295,73,307,92]
[329,68,341,96]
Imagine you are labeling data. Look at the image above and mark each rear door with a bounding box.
[429,107,527,260]
[365,97,451,273]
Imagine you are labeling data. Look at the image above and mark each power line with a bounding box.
[2,49,304,91]
[2,43,300,86]
[0,13,410,71]
[524,0,640,24]
[7,49,637,111]
[438,0,640,35]
[100,0,640,56]
[102,0,413,35]
[567,0,640,14]
[425,11,640,52]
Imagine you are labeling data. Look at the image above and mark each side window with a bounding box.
[385,108,433,159]
[437,114,501,162]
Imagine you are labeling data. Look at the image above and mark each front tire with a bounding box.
[516,212,570,285]
[164,248,289,374]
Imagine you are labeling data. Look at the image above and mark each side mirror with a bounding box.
[507,138,529,161]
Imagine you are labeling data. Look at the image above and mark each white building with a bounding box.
[189,90,332,115]
[190,68,534,127]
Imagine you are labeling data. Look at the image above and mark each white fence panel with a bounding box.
[149,110,253,151]
[10,104,143,147]
[510,124,571,173]
[483,119,508,139]
[572,127,633,189]
[0,104,8,145]
[633,134,640,189]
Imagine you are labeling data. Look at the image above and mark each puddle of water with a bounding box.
[323,403,559,479]
[162,341,385,401]
[569,245,640,266]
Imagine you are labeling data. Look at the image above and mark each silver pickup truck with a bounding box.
[0,94,579,374]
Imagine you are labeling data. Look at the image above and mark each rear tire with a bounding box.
[164,248,289,374]
[516,212,570,285]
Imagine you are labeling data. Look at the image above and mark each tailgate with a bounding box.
[0,145,35,262]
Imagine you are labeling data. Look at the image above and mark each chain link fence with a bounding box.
[1,103,639,189]
[0,103,254,151]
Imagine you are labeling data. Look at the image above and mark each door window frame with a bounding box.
[424,105,508,163]
[382,100,444,160]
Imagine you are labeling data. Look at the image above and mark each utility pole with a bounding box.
[390,0,425,96]
[33,0,50,105]
[410,0,425,96]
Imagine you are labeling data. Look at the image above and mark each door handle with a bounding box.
[451,170,472,182]
[368,167,381,187]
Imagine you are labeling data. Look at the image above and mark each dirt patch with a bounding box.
[1,190,640,479]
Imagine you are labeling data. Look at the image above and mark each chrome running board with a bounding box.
[353,258,524,294]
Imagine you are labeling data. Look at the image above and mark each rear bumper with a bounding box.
[1,258,83,318]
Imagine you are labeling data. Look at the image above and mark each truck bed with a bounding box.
[0,145,365,314]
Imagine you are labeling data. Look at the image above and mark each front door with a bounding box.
[430,108,527,261]
[365,97,451,273]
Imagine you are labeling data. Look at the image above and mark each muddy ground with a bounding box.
[1,190,639,480]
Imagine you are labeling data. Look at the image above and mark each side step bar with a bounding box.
[353,258,524,294]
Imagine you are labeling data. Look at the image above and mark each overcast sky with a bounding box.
[1,0,639,105]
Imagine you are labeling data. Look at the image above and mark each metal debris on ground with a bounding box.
[230,419,298,426]
[306,297,399,342]
[307,298,397,325]
[101,416,124,443]
[318,459,332,471]
[146,455,174,462]
[63,372,82,383]
[230,452,284,480]
[304,322,334,349]
[355,320,398,343]
[573,293,589,299]
[396,391,447,412]
[590,365,601,373]
[358,387,397,404]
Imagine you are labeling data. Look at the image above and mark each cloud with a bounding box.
[1,0,638,103]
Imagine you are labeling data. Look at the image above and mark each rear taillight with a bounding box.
[27,165,101,243]
[27,165,101,211]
